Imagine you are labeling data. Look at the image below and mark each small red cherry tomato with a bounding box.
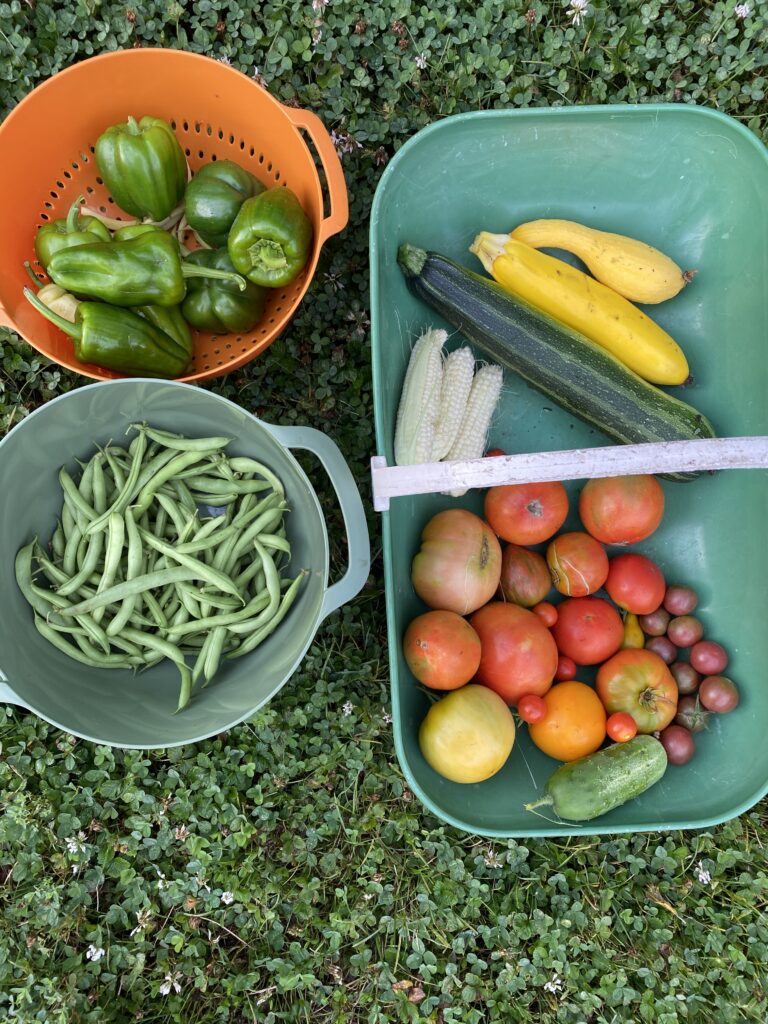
[606,712,638,743]
[532,601,558,628]
[518,693,548,724]
[485,447,506,458]
[555,655,577,681]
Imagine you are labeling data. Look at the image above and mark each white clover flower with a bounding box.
[174,824,189,841]
[735,2,751,17]
[567,0,589,26]
[156,870,167,891]
[218,54,232,65]
[64,833,87,855]
[544,971,563,994]
[130,909,153,936]
[159,970,183,996]
[484,846,502,868]
[312,0,328,10]
[382,709,393,725]
[695,861,712,885]
[415,52,428,70]
[86,944,105,962]
[221,891,235,905]
[342,700,354,716]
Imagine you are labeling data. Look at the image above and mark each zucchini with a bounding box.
[525,734,668,822]
[398,245,716,482]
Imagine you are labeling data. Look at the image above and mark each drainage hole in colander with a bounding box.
[183,121,189,132]
[39,214,49,223]
[96,176,103,185]
[229,133,235,145]
[86,186,95,195]
[64,171,72,180]
[198,150,205,159]
[49,190,59,199]
[258,153,264,164]
[184,148,191,157]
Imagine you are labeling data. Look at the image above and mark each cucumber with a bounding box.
[525,735,668,822]
[398,245,716,482]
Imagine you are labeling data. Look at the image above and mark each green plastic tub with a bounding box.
[370,104,768,837]
[0,379,370,748]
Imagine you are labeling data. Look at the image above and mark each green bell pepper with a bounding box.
[34,196,112,270]
[134,303,193,361]
[46,230,247,308]
[94,115,187,222]
[227,186,313,288]
[181,249,268,333]
[184,160,265,248]
[112,223,165,242]
[23,287,191,378]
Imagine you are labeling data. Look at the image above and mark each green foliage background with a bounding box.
[0,1,766,1021]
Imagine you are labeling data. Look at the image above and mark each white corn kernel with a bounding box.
[444,363,504,496]
[431,346,476,461]
[394,327,446,466]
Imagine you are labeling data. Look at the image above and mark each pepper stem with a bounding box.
[181,265,248,291]
[246,239,288,274]
[127,115,141,136]
[66,195,86,233]
[23,287,82,339]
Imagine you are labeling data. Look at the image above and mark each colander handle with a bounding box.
[284,106,349,245]
[262,423,371,622]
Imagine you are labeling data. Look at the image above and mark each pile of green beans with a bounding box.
[15,423,306,712]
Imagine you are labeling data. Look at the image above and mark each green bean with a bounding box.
[91,512,125,624]
[138,529,244,601]
[175,582,201,619]
[129,446,181,506]
[74,531,91,572]
[156,492,189,538]
[121,626,193,711]
[166,590,272,639]
[226,457,285,496]
[153,506,168,539]
[226,503,286,572]
[193,493,239,507]
[142,590,168,629]
[58,567,203,618]
[34,616,136,670]
[61,501,76,542]
[178,510,199,545]
[171,478,198,512]
[133,447,222,516]
[92,456,107,515]
[226,542,281,634]
[62,521,83,577]
[32,582,114,652]
[235,560,265,594]
[103,447,127,497]
[86,429,147,535]
[131,423,232,453]
[106,509,143,637]
[176,583,239,612]
[227,571,307,659]
[188,514,227,546]
[59,466,98,523]
[51,523,65,559]
[56,530,105,598]
[203,626,227,685]
[78,455,97,505]
[15,543,67,622]
[34,545,72,589]
[191,631,213,687]
[258,533,292,555]
[184,475,273,496]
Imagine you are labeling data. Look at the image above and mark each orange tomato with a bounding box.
[528,681,607,762]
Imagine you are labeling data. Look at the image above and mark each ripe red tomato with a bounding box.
[469,602,558,705]
[403,610,482,691]
[485,448,506,458]
[555,654,577,681]
[606,711,638,742]
[546,532,609,597]
[518,694,548,724]
[532,601,558,628]
[604,553,666,614]
[578,474,665,545]
[484,481,569,546]
[596,649,678,733]
[550,597,624,666]
[498,544,552,608]
[411,509,502,615]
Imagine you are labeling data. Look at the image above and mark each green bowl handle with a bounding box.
[0,670,24,707]
[261,424,371,622]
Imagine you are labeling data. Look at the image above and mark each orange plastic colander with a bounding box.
[0,47,348,382]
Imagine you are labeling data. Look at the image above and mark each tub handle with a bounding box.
[0,669,23,707]
[261,424,370,622]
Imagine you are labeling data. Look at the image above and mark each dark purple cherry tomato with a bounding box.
[660,724,696,765]
[663,585,699,616]
[674,695,710,733]
[670,661,701,696]
[666,615,704,649]
[690,640,728,676]
[644,635,678,665]
[699,675,739,714]
[638,608,670,637]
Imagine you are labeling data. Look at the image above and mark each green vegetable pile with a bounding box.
[15,423,305,710]
[26,115,313,378]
